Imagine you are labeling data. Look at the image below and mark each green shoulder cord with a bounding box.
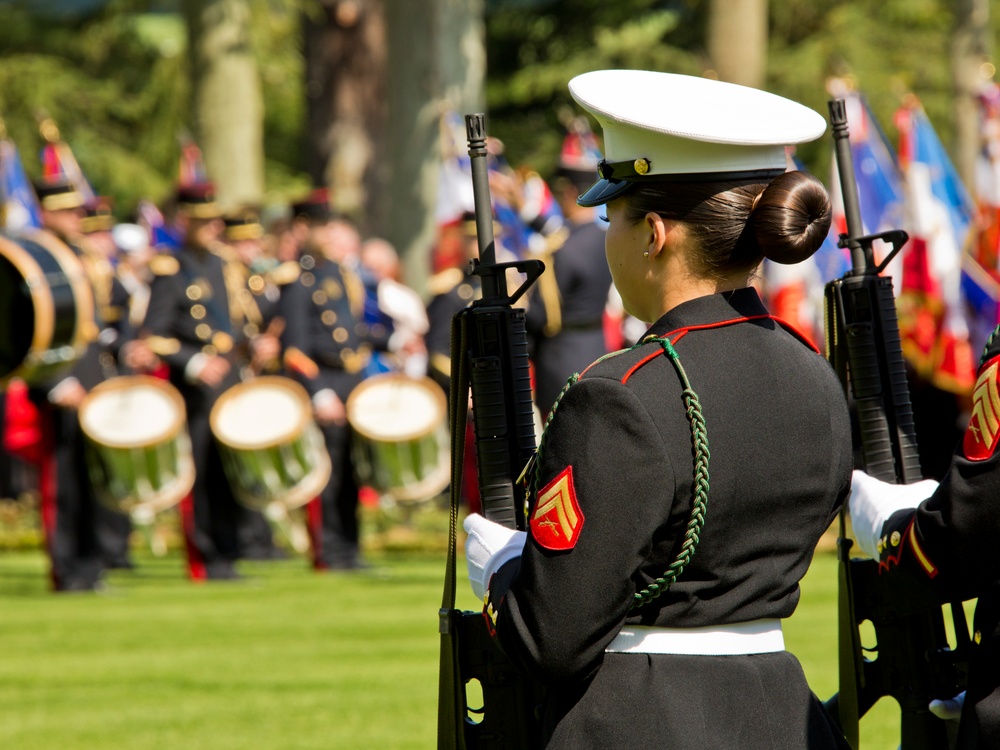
[532,335,710,611]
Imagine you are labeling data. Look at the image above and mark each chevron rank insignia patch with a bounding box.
[964,355,1000,462]
[531,466,584,551]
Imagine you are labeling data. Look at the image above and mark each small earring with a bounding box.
[643,251,650,259]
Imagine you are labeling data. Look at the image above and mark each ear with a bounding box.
[644,212,669,259]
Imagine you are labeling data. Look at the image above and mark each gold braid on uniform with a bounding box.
[532,335,710,611]
[535,226,569,337]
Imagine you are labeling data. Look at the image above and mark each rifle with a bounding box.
[437,114,547,749]
[822,98,971,749]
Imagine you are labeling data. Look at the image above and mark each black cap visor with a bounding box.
[576,177,635,208]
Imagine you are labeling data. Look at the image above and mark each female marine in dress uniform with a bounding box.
[464,70,853,748]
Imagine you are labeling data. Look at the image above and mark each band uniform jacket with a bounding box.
[525,219,613,415]
[485,288,853,749]
[141,245,246,402]
[876,325,1000,748]
[278,253,370,401]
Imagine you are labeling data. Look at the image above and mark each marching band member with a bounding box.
[279,189,369,571]
[139,182,270,581]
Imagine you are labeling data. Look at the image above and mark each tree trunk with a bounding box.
[706,0,768,89]
[951,0,990,193]
[384,0,484,292]
[182,0,265,209]
[302,0,387,234]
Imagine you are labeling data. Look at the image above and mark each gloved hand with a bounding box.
[929,690,966,721]
[849,470,938,560]
[464,513,526,600]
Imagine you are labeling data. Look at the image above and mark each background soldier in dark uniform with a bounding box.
[139,182,258,581]
[850,328,1000,747]
[28,178,118,590]
[464,70,852,748]
[279,190,368,571]
[525,133,613,418]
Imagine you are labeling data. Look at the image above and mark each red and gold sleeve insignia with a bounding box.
[964,355,1000,461]
[530,466,584,551]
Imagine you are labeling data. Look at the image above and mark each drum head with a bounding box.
[347,374,446,442]
[79,376,186,447]
[211,376,310,450]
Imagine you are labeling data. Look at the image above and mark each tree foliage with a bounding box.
[0,0,999,215]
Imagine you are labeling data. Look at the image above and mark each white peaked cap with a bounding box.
[567,70,828,206]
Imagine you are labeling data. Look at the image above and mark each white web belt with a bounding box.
[606,619,785,656]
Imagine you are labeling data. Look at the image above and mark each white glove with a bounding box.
[849,470,938,561]
[463,513,526,601]
[929,691,965,721]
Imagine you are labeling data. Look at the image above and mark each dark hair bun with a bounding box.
[751,171,832,265]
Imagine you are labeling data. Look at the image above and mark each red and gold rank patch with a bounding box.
[964,355,1000,462]
[530,466,584,551]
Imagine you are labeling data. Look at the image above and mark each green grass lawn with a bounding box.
[0,530,908,749]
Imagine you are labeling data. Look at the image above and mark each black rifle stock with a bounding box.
[823,98,970,750]
[437,114,546,750]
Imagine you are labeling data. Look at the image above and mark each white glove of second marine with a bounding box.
[849,469,938,561]
[464,513,526,601]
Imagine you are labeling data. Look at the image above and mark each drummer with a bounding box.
[26,177,123,590]
[279,189,369,571]
[138,182,275,581]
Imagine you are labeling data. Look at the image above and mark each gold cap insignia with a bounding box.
[634,158,650,175]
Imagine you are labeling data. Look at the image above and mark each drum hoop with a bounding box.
[79,375,188,449]
[22,229,97,354]
[345,373,447,442]
[209,375,313,450]
[0,235,56,378]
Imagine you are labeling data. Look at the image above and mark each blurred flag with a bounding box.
[177,135,208,187]
[969,82,1000,355]
[137,198,180,252]
[37,116,95,202]
[0,131,42,231]
[895,96,978,394]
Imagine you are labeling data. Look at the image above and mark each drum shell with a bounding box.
[78,376,195,518]
[347,374,450,503]
[0,230,95,386]
[210,376,331,512]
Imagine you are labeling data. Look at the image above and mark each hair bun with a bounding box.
[751,171,832,265]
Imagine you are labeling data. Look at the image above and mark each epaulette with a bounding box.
[269,260,301,287]
[149,254,180,277]
[426,267,465,297]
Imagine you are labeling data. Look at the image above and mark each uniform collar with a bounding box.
[643,287,768,340]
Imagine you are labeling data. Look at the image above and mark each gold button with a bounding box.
[975,630,982,644]
[890,531,901,547]
[341,347,354,361]
[244,323,259,337]
[312,290,328,305]
[195,324,212,340]
[248,275,265,293]
[301,272,315,287]
[321,310,337,326]
[186,284,203,301]
[333,327,349,343]
[202,345,218,356]
[324,279,343,299]
[212,332,234,354]
[191,304,206,320]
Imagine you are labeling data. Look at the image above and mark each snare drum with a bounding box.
[210,376,331,512]
[0,230,96,386]
[78,375,195,520]
[346,374,449,503]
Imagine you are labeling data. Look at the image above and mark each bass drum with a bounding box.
[210,376,331,512]
[0,230,95,387]
[78,375,195,521]
[346,374,449,503]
